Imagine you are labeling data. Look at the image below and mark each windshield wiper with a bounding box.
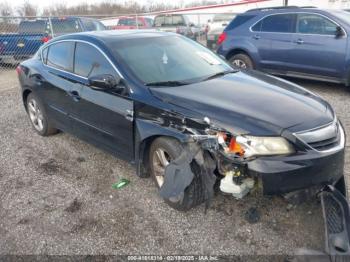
[202,70,237,82]
[145,80,190,87]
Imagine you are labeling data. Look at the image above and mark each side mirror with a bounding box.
[336,26,345,38]
[88,74,119,90]
[189,22,195,27]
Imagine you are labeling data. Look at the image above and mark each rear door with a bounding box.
[250,13,296,71]
[70,42,134,159]
[40,41,76,131]
[288,13,347,78]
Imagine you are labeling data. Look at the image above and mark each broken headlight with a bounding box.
[236,136,295,157]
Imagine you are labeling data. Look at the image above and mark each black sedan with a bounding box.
[17,30,350,255]
[17,31,349,253]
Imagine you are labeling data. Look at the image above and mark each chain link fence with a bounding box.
[0,12,237,71]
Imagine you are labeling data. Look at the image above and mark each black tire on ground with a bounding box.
[149,137,206,211]
[26,93,58,136]
[229,53,254,70]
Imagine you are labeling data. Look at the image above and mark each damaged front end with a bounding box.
[136,104,349,259]
[156,114,261,206]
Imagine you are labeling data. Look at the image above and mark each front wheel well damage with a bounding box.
[138,135,181,178]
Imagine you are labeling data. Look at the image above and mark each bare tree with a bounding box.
[17,0,37,17]
[0,1,12,16]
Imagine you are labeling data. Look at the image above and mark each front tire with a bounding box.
[26,93,58,136]
[229,53,254,70]
[149,137,206,211]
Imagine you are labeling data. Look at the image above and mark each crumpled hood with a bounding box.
[150,71,334,136]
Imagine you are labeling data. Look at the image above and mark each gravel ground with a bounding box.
[0,67,349,256]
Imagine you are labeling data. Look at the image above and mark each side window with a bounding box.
[46,42,74,71]
[74,42,115,78]
[254,14,295,33]
[251,20,262,32]
[297,14,338,35]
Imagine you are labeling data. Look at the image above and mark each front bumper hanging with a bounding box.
[320,185,350,259]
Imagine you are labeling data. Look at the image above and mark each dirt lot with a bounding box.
[0,68,349,256]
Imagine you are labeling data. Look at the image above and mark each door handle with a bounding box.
[68,90,81,102]
[253,35,260,40]
[296,39,304,44]
[125,109,134,121]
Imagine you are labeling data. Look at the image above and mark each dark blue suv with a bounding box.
[217,6,350,85]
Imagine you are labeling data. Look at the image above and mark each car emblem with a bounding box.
[17,42,25,48]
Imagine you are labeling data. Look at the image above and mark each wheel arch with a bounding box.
[225,47,259,69]
[135,118,189,178]
[22,88,32,111]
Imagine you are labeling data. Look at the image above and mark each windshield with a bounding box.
[154,15,186,27]
[19,20,46,34]
[50,18,82,34]
[109,35,232,85]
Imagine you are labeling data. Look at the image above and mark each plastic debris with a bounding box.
[112,178,130,189]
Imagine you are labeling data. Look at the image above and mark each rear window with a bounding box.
[46,42,74,71]
[225,15,256,31]
[18,20,46,34]
[252,14,295,33]
[50,18,82,34]
[118,18,143,27]
[154,15,186,27]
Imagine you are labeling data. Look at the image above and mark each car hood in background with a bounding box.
[150,71,334,136]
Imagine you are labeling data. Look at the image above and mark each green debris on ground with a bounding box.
[112,178,130,189]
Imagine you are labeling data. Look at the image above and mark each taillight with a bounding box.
[217,31,227,45]
[41,36,52,43]
[16,65,22,75]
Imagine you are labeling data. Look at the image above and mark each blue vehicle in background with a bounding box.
[217,6,350,85]
[0,17,105,65]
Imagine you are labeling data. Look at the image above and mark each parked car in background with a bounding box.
[113,16,153,30]
[206,13,236,49]
[100,18,119,29]
[153,14,199,40]
[0,17,105,64]
[217,6,350,85]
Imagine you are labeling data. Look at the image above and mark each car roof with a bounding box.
[244,6,326,15]
[50,30,175,44]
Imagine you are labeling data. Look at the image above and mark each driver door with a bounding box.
[288,13,347,78]
[70,42,134,160]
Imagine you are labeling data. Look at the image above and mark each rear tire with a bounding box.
[229,53,254,70]
[26,93,58,136]
[149,137,206,211]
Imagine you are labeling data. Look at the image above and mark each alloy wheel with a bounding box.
[28,98,44,132]
[232,59,247,69]
[152,148,171,187]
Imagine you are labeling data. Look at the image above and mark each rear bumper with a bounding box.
[247,148,345,195]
